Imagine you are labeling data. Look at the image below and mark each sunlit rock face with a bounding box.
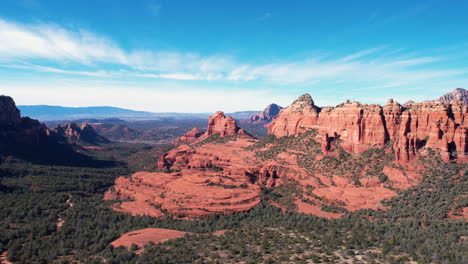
[269,94,468,163]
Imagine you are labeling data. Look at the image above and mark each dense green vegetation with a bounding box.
[0,141,467,263]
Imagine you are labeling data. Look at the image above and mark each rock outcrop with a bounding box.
[0,95,89,164]
[194,111,250,142]
[177,127,203,144]
[111,228,191,249]
[0,96,52,152]
[269,94,468,163]
[439,88,468,105]
[249,104,283,124]
[268,94,321,137]
[0,96,21,127]
[201,112,244,138]
[51,122,110,145]
[106,92,466,221]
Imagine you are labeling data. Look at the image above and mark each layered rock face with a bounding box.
[107,109,414,219]
[105,140,262,218]
[269,95,468,163]
[106,93,465,220]
[177,127,203,144]
[268,94,321,137]
[106,113,259,218]
[249,103,283,124]
[439,88,468,105]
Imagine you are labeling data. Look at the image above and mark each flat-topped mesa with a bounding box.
[0,95,21,126]
[269,94,468,163]
[177,127,204,144]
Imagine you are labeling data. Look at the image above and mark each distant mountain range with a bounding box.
[17,105,211,121]
[17,105,260,121]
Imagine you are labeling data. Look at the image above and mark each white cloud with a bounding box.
[257,13,272,21]
[0,17,467,102]
[0,19,126,64]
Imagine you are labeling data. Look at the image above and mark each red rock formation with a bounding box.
[177,127,203,144]
[106,93,466,221]
[268,94,320,137]
[111,228,231,252]
[111,228,191,248]
[269,94,468,163]
[198,111,245,140]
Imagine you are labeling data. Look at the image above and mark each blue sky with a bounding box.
[0,0,467,112]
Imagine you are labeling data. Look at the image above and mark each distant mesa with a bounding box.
[403,100,415,106]
[248,103,283,124]
[51,122,111,146]
[439,88,468,105]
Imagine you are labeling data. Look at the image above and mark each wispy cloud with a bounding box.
[147,1,162,16]
[256,12,272,21]
[0,18,467,92]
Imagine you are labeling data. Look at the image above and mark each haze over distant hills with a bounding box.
[17,105,260,121]
[17,105,211,121]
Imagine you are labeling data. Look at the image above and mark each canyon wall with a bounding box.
[269,95,468,163]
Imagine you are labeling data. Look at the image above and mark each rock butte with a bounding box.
[106,94,467,219]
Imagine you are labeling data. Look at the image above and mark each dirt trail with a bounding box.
[56,194,73,231]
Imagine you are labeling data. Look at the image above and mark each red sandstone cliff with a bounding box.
[268,94,468,163]
[106,93,467,220]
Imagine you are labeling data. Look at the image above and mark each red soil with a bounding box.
[447,207,468,222]
[111,228,191,248]
[312,186,396,211]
